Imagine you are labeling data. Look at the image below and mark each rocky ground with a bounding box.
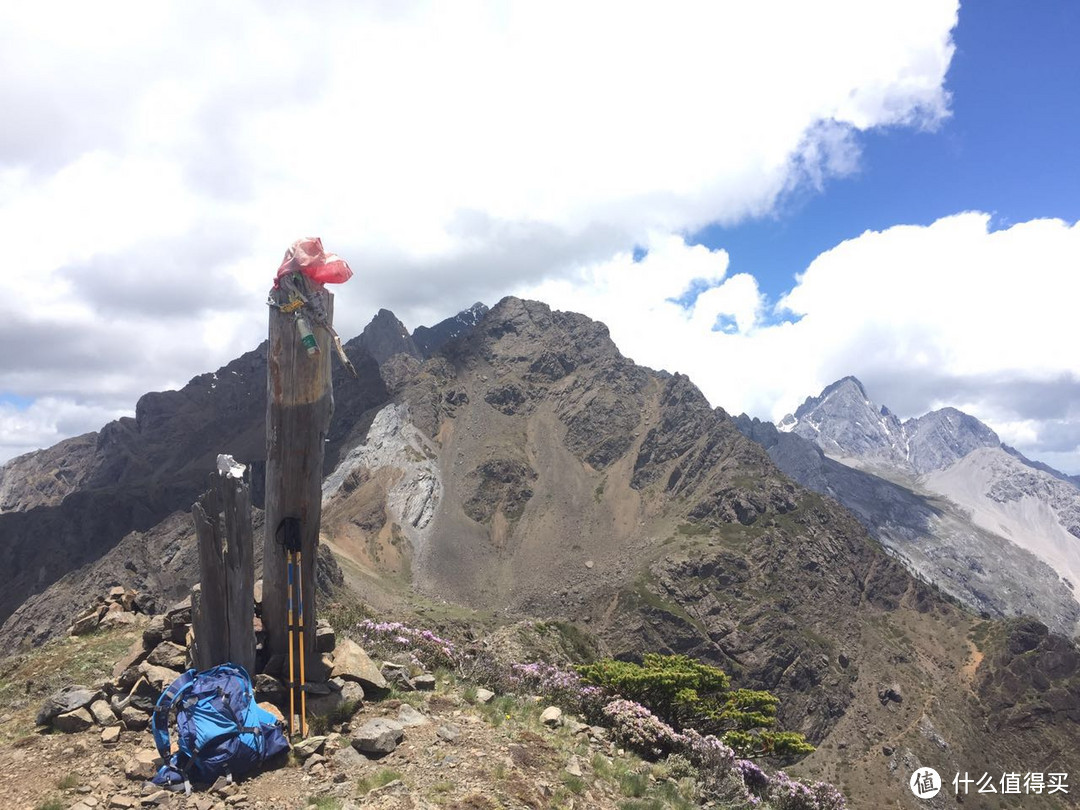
[0,624,702,810]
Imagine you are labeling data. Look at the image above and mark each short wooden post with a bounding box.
[262,285,334,676]
[191,463,256,674]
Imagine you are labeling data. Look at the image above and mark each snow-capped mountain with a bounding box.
[759,376,1080,636]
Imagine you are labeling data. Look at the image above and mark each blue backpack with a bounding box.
[151,663,290,792]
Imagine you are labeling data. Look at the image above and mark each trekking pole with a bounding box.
[286,549,296,736]
[277,517,304,737]
[296,549,308,737]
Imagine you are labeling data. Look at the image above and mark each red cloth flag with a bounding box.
[274,237,353,287]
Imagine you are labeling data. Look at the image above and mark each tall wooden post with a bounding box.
[263,285,334,677]
[191,462,256,674]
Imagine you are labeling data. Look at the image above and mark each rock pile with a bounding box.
[67,586,142,636]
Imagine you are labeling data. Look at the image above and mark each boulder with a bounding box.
[99,610,137,629]
[254,674,287,704]
[120,707,149,731]
[436,723,460,743]
[332,745,364,769]
[54,707,94,733]
[125,677,161,713]
[878,684,904,705]
[413,674,436,691]
[146,642,187,670]
[124,749,161,781]
[142,616,166,649]
[316,622,336,654]
[89,700,120,727]
[331,639,388,692]
[139,663,182,692]
[540,706,563,728]
[70,611,101,636]
[293,735,327,759]
[36,685,101,726]
[306,690,345,718]
[566,755,583,777]
[474,688,495,704]
[101,725,121,745]
[112,639,150,683]
[257,702,284,724]
[397,704,429,728]
[341,682,365,704]
[351,718,405,755]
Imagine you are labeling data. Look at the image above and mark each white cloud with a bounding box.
[0,397,128,462]
[517,213,1080,473]
[1,1,961,463]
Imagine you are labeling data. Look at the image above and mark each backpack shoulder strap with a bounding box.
[151,668,197,760]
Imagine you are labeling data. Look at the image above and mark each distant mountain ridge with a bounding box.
[780,376,1002,475]
[752,375,1080,636]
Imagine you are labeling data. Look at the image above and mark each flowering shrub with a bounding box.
[736,759,769,795]
[353,619,459,672]
[603,699,687,758]
[808,781,847,810]
[766,771,846,810]
[506,661,607,719]
[345,620,845,810]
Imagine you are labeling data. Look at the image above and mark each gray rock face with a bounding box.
[53,707,94,733]
[351,718,405,755]
[36,685,101,726]
[736,414,1080,635]
[330,639,388,692]
[786,376,908,468]
[779,377,1000,475]
[411,302,489,358]
[742,372,1080,637]
[360,309,422,365]
[0,336,386,655]
[905,407,1000,474]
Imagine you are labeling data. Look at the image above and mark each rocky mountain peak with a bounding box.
[783,376,906,468]
[903,406,1000,474]
[360,308,421,364]
[781,378,1009,477]
[411,301,490,357]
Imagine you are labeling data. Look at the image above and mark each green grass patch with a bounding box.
[34,800,64,810]
[305,796,342,810]
[0,626,138,743]
[675,522,712,536]
[619,770,650,797]
[55,773,79,790]
[561,773,587,794]
[308,697,362,735]
[357,768,404,796]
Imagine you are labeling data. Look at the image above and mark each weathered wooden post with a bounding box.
[191,456,256,674]
[262,239,352,686]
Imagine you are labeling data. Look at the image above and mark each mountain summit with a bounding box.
[780,375,1000,474]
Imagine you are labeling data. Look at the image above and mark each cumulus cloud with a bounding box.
[517,213,1080,473]
[1,1,961,462]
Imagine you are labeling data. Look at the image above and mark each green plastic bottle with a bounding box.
[296,315,319,355]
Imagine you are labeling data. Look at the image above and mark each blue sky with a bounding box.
[692,0,1080,306]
